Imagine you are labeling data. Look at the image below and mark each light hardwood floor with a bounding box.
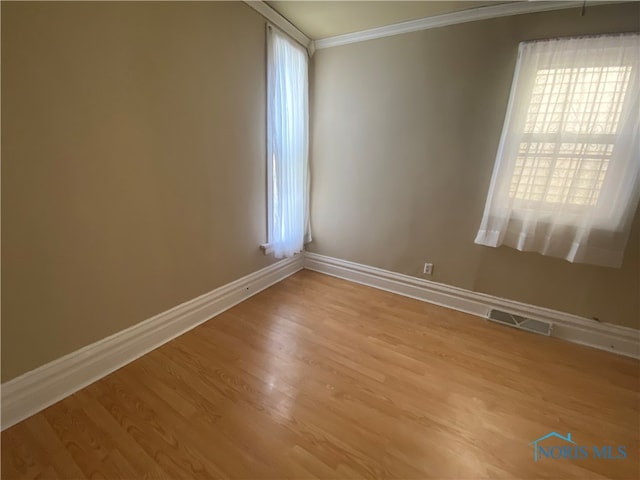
[2,270,639,479]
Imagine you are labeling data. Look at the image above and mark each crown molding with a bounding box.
[314,1,625,50]
[244,1,313,55]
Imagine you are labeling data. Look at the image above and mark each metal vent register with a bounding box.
[487,309,552,336]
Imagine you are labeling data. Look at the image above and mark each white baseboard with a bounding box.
[0,255,303,431]
[303,252,640,359]
[3,250,637,431]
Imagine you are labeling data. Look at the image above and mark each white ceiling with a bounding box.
[266,1,509,40]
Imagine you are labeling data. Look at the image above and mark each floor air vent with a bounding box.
[487,309,552,336]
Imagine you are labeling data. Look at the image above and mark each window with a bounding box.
[513,65,632,206]
[264,25,310,258]
[475,34,639,268]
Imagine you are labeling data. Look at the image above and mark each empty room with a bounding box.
[2,1,639,479]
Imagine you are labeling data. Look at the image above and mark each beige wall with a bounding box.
[1,2,277,382]
[309,3,640,329]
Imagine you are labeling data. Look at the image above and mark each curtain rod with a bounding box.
[520,31,639,45]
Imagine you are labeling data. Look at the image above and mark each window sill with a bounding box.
[260,243,274,255]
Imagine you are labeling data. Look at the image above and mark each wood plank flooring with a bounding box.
[2,270,639,479]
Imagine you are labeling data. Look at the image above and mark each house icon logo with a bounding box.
[528,432,576,462]
[528,431,627,462]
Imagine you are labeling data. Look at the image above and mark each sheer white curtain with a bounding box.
[267,26,310,259]
[475,34,640,268]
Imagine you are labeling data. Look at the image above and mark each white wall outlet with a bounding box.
[423,263,434,275]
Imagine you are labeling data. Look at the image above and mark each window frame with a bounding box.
[261,24,310,257]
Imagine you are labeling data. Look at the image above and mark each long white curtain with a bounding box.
[475,34,640,268]
[267,26,310,259]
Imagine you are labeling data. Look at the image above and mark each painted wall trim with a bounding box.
[314,1,624,50]
[243,1,314,55]
[3,250,637,431]
[0,255,303,431]
[303,252,640,359]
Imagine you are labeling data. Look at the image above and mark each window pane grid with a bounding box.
[511,63,631,207]
[509,142,612,206]
[525,66,631,135]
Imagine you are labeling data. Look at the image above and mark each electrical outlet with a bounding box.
[423,263,434,275]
